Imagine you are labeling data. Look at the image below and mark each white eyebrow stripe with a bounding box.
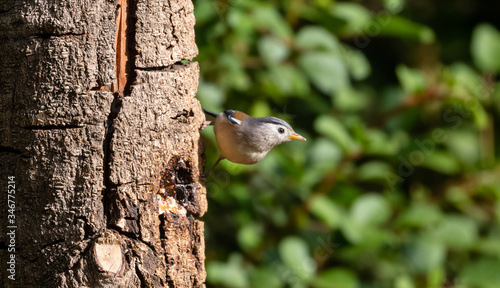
[225,110,242,125]
[255,117,292,129]
[231,117,242,124]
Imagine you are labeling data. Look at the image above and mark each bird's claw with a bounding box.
[200,120,214,130]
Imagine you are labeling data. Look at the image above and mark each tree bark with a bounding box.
[0,0,206,287]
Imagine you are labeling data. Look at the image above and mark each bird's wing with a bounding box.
[224,110,249,125]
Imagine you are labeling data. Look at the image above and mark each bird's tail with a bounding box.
[202,109,219,118]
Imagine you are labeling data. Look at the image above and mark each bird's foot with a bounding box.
[200,121,214,130]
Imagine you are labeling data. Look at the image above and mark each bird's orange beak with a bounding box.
[289,132,307,141]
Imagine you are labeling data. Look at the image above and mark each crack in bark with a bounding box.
[105,0,139,242]
[40,238,66,251]
[135,262,147,288]
[168,1,179,46]
[24,32,86,39]
[0,146,24,155]
[135,60,191,72]
[102,97,122,228]
[171,109,194,120]
[110,224,139,238]
[117,180,135,187]
[135,66,170,71]
[159,215,166,240]
[88,85,112,92]
[0,6,14,14]
[137,182,153,186]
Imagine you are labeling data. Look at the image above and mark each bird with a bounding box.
[201,109,306,176]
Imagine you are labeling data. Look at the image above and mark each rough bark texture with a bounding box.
[0,0,206,287]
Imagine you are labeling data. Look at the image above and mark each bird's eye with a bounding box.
[278,127,285,134]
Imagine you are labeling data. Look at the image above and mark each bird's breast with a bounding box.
[214,116,268,165]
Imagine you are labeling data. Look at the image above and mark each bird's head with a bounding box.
[245,116,306,149]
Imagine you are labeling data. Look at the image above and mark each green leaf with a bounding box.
[252,5,293,38]
[313,268,359,288]
[307,138,343,173]
[364,129,405,156]
[267,65,310,96]
[449,63,482,96]
[383,0,406,14]
[206,254,249,288]
[394,275,416,288]
[340,216,364,244]
[396,65,426,94]
[447,65,491,128]
[330,2,372,36]
[421,150,461,175]
[431,215,478,249]
[458,258,500,288]
[350,194,390,226]
[406,237,445,273]
[475,236,500,258]
[471,101,489,129]
[397,203,441,228]
[296,26,340,52]
[249,267,283,288]
[279,236,316,282]
[445,186,469,206]
[446,63,490,130]
[299,52,349,94]
[340,46,371,80]
[333,87,370,112]
[313,115,357,153]
[445,130,480,166]
[357,161,393,182]
[309,195,343,229]
[237,222,263,251]
[375,15,435,43]
[471,23,500,73]
[258,36,290,65]
[227,8,254,37]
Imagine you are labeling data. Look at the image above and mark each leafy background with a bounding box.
[194,0,500,287]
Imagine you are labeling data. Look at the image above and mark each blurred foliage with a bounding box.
[194,0,500,287]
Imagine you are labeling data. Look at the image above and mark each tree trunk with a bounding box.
[0,0,206,287]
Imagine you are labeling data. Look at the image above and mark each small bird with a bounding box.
[202,109,306,176]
